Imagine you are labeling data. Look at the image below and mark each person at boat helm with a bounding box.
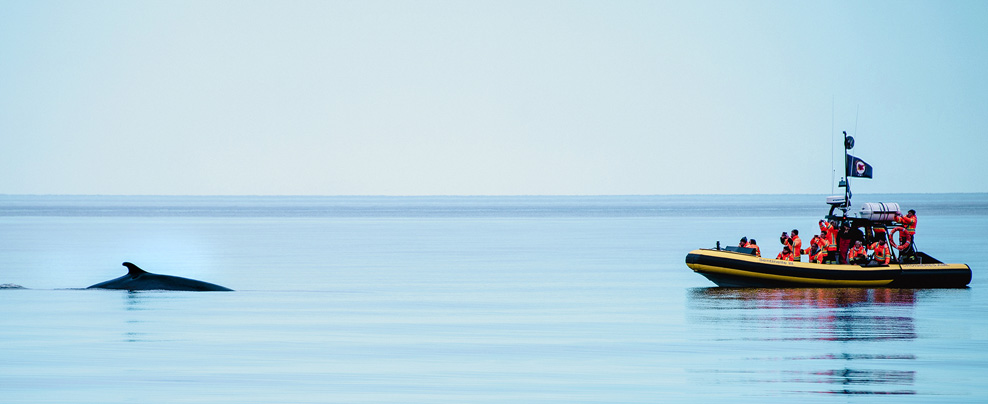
[837,224,853,264]
[895,231,916,262]
[747,239,761,257]
[895,209,918,246]
[847,240,869,265]
[869,238,891,266]
[776,245,794,261]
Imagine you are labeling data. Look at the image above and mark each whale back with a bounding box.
[87,262,233,291]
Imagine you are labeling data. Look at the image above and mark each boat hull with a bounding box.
[686,249,971,288]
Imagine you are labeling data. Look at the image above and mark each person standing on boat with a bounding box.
[837,224,864,264]
[894,231,916,263]
[789,229,802,262]
[819,220,838,264]
[815,230,829,263]
[895,209,918,246]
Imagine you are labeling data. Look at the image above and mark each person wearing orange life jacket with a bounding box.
[780,231,791,258]
[789,229,802,262]
[893,230,916,263]
[811,244,827,263]
[872,225,887,244]
[869,238,891,265]
[776,246,794,261]
[817,234,829,263]
[895,209,918,245]
[747,239,761,257]
[804,235,826,263]
[819,220,838,263]
[847,240,869,265]
[815,230,829,263]
[803,235,818,263]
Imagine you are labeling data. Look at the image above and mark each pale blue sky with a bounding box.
[2,0,985,195]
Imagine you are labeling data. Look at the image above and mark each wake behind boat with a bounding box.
[686,132,971,288]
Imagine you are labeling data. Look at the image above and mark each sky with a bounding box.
[1,0,986,196]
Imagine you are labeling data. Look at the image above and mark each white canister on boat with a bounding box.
[859,202,901,221]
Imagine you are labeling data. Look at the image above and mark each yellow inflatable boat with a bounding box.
[685,248,971,288]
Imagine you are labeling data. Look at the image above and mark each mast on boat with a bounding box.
[827,131,855,219]
[842,131,854,211]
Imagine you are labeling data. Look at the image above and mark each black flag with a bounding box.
[846,154,873,179]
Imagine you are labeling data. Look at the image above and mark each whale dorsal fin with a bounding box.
[122,262,148,278]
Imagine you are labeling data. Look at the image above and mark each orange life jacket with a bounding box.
[820,222,838,251]
[869,242,890,264]
[790,235,802,261]
[804,237,821,255]
[897,214,917,235]
[847,245,867,261]
[744,242,761,257]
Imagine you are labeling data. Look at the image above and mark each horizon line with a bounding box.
[2,192,986,198]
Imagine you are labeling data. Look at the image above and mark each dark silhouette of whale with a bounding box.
[87,262,233,291]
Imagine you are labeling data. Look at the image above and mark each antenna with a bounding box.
[854,104,859,138]
[843,130,854,212]
[831,99,836,194]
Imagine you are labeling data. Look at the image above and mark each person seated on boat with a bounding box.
[811,245,827,264]
[894,209,918,246]
[789,229,802,262]
[804,235,825,263]
[815,230,827,263]
[868,238,891,265]
[776,245,794,261]
[803,235,817,261]
[739,237,749,248]
[747,239,761,257]
[847,240,869,265]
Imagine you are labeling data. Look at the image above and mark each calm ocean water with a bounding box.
[2,194,987,403]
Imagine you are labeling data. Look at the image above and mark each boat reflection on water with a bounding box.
[687,288,919,395]
[691,287,917,308]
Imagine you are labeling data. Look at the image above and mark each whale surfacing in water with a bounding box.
[87,262,233,291]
